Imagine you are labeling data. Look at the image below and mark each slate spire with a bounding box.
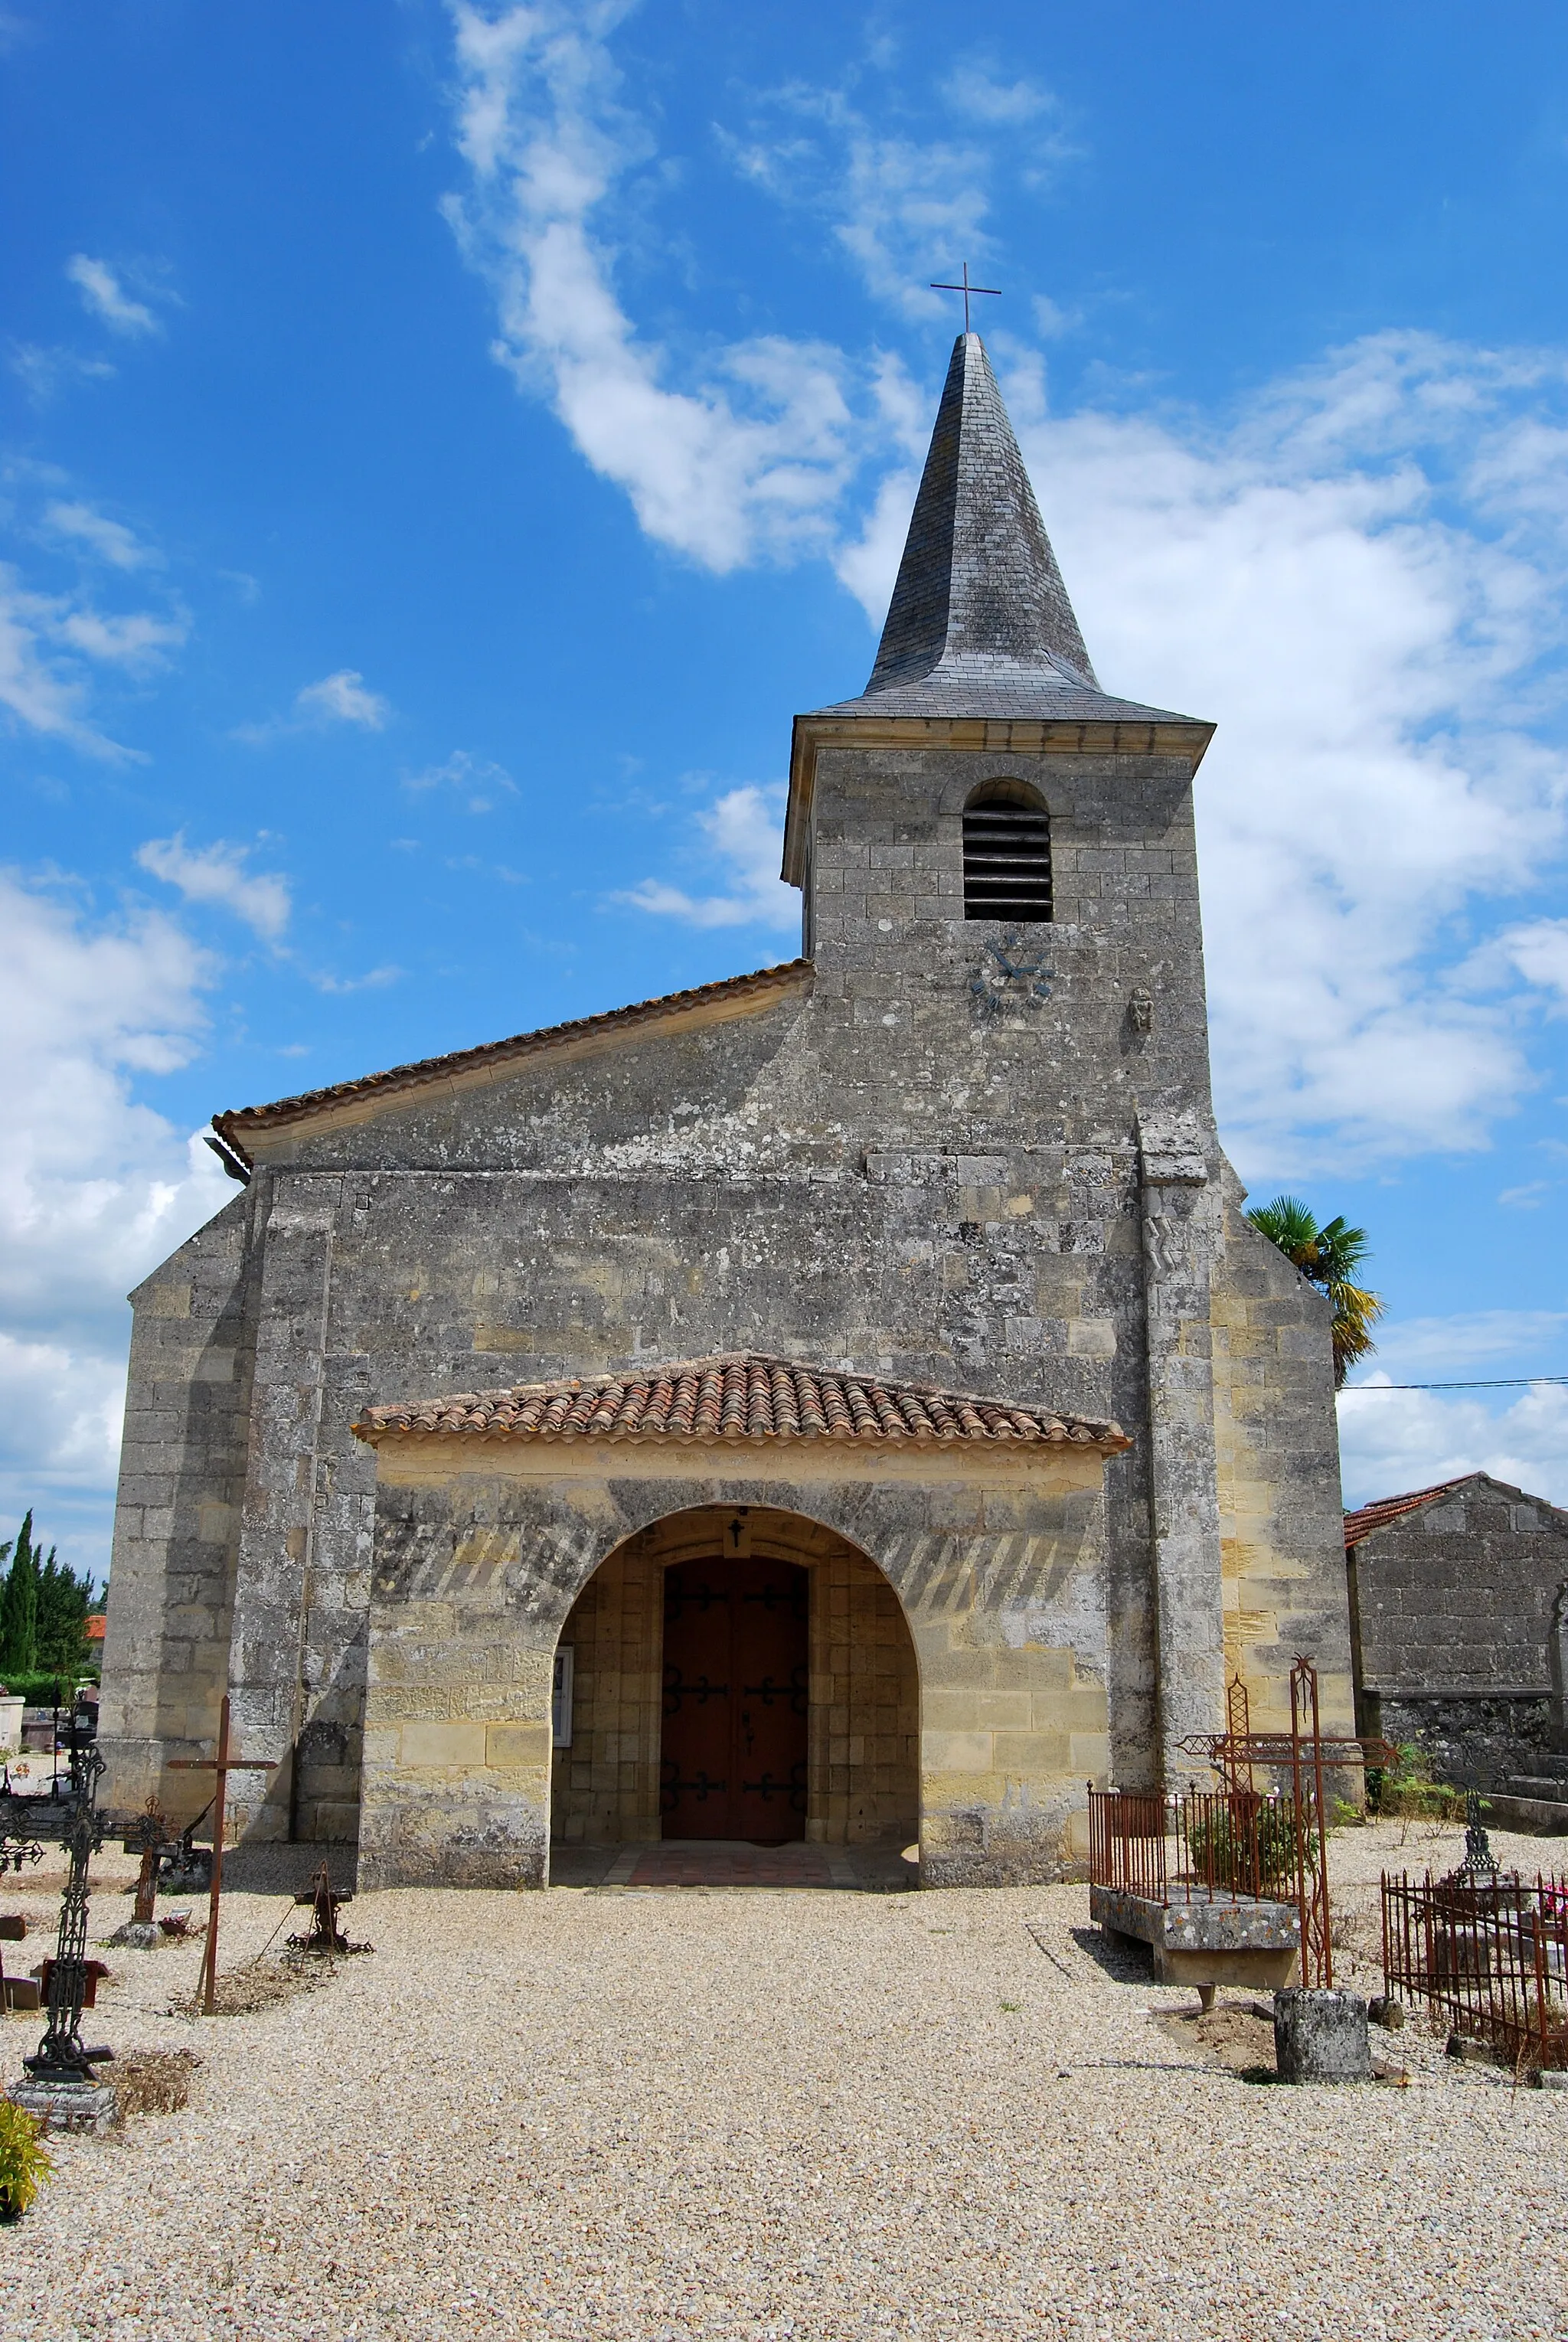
[868,332,1097,693]
[807,333,1197,727]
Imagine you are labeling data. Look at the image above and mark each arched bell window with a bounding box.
[962,782,1052,922]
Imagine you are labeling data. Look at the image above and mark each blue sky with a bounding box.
[5,1,1568,1578]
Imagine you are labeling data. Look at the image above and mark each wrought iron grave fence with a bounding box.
[1089,1785,1307,1908]
[1382,1870,1568,2073]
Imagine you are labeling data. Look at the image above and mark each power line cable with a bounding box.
[1340,1376,1568,1393]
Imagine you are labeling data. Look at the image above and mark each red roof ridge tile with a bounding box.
[212,959,812,1161]
[351,1350,1131,1455]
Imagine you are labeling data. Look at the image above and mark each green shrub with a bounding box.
[1186,1798,1313,1892]
[1367,1742,1466,1821]
[0,1671,100,1709]
[0,2101,53,2220]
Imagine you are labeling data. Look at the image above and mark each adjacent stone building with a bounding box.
[1344,1471,1568,1814]
[98,331,1356,1887]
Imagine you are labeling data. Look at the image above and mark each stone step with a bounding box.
[1508,1778,1568,1805]
[1486,1789,1568,1835]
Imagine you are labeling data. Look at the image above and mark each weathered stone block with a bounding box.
[399,1720,487,1769]
[486,1721,550,1767]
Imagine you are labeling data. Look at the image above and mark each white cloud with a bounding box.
[0,1330,126,1501]
[65,254,160,338]
[619,783,799,931]
[1338,1309,1568,1504]
[0,871,232,1572]
[949,62,1060,126]
[44,499,156,570]
[822,134,993,318]
[309,963,401,995]
[56,606,187,667]
[10,344,116,402]
[0,562,154,759]
[1031,294,1080,341]
[136,835,292,941]
[1494,919,1568,1008]
[1338,1380,1568,1509]
[294,668,391,729]
[723,62,1070,319]
[231,667,394,745]
[989,334,1568,1174]
[442,2,858,570]
[0,474,185,753]
[404,748,516,811]
[833,462,921,619]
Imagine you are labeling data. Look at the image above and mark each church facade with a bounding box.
[99,333,1354,1888]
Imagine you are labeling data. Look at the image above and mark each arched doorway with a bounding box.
[549,1504,919,1856]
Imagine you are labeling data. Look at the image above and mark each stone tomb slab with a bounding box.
[1090,1882,1301,1991]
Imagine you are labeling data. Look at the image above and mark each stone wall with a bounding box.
[1367,1693,1555,1792]
[810,1541,919,1846]
[97,1192,259,1818]
[550,1538,662,1845]
[1210,1175,1357,1741]
[1347,1475,1568,1785]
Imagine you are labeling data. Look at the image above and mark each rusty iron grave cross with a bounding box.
[929,262,1001,333]
[168,1694,278,2013]
[119,1795,177,1927]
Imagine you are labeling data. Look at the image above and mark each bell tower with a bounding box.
[782,331,1233,1780]
[783,328,1218,1136]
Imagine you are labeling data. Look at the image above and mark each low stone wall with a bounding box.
[1367,1690,1553,1792]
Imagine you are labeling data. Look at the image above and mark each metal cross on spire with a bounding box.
[929,262,1000,334]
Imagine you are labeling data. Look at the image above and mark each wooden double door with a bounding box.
[660,1558,808,1842]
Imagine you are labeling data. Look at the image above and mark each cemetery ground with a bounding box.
[2,1820,1566,2342]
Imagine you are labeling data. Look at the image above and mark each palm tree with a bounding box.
[1245,1196,1383,1387]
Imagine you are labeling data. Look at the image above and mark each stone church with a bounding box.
[99,332,1354,1888]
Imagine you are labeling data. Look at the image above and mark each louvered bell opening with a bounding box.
[962,800,1052,922]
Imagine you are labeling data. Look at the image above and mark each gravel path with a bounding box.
[2,1818,1565,2340]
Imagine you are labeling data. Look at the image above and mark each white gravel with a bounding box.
[2,1818,1566,2340]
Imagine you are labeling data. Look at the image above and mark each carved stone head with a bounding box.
[1129,985,1155,1037]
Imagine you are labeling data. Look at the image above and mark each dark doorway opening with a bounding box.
[660,1558,808,1842]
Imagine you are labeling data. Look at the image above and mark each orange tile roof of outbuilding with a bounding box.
[1342,1475,1481,1550]
[353,1353,1130,1453]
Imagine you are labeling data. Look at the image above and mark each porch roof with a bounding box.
[352,1352,1130,1454]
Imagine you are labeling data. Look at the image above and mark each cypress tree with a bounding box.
[36,1546,97,1675]
[0,1513,39,1677]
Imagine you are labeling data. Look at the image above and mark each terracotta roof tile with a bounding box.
[1342,1475,1483,1550]
[352,1352,1131,1455]
[211,959,810,1161]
